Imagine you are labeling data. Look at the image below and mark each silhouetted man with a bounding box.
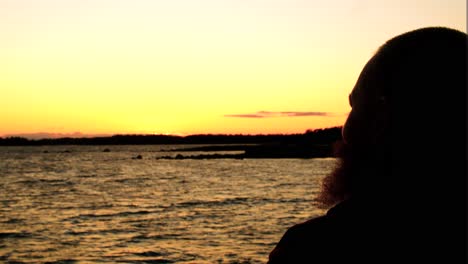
[268,27,466,263]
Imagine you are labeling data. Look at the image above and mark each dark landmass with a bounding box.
[160,145,254,152]
[0,127,342,159]
[157,143,332,159]
[0,127,341,146]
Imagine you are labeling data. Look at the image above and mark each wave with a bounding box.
[0,231,32,239]
[175,197,313,209]
[69,210,154,220]
[175,197,250,208]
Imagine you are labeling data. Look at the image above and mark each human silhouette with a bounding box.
[268,27,467,263]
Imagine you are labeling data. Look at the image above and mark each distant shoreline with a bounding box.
[0,127,342,159]
[0,127,342,147]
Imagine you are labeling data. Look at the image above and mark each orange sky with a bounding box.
[1,0,465,137]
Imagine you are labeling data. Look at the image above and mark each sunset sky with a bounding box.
[1,0,465,137]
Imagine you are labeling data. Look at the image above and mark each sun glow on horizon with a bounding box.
[1,0,465,136]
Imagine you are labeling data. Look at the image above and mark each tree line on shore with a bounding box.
[0,127,342,147]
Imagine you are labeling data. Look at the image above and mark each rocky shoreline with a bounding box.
[157,143,333,159]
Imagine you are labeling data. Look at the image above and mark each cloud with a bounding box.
[225,111,332,118]
[224,114,266,118]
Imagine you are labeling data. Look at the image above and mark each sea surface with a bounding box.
[0,145,336,263]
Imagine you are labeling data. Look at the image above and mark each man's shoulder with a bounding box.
[281,200,360,240]
[267,201,360,263]
[282,215,331,240]
[267,215,335,263]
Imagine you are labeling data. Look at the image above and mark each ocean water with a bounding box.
[0,145,336,263]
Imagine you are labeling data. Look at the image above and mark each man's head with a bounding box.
[319,27,467,207]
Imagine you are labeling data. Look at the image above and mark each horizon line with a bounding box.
[1,126,343,140]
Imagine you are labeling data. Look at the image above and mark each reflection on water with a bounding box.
[0,146,335,263]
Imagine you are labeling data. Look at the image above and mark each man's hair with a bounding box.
[318,27,467,207]
[374,27,466,103]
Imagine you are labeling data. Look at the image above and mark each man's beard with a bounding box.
[317,140,387,207]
